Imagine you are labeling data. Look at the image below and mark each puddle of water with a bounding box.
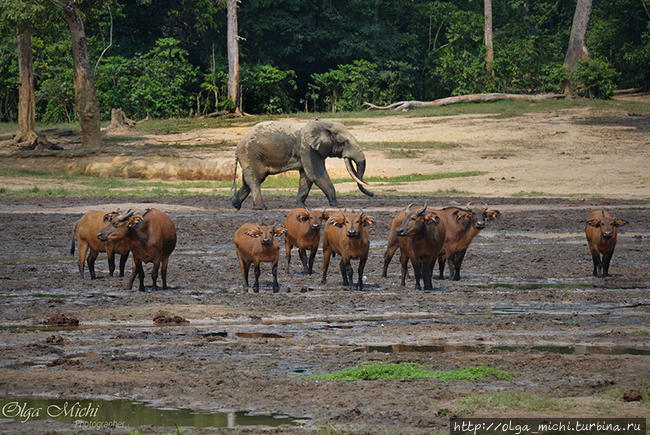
[235,332,284,339]
[0,397,306,428]
[357,343,650,356]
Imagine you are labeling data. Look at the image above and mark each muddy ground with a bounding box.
[0,194,649,434]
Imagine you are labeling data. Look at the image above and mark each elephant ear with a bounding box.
[301,121,344,158]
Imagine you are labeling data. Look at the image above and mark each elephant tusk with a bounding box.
[344,158,369,186]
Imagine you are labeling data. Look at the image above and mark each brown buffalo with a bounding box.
[585,209,627,277]
[321,209,374,291]
[395,203,445,290]
[383,202,500,281]
[235,223,286,292]
[284,208,329,274]
[436,203,501,280]
[98,208,176,291]
[71,210,130,279]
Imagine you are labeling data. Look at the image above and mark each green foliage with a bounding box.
[573,59,618,99]
[311,362,512,382]
[309,60,416,112]
[130,38,198,118]
[242,64,297,114]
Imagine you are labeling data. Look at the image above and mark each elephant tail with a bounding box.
[231,156,239,192]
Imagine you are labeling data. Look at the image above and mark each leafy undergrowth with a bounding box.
[311,362,512,381]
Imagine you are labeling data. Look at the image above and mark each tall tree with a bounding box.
[484,0,494,74]
[0,0,57,148]
[563,0,592,92]
[61,1,102,148]
[227,0,241,112]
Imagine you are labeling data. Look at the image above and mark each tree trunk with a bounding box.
[484,0,494,74]
[15,27,37,144]
[563,0,592,92]
[106,108,135,130]
[14,28,60,150]
[62,2,102,149]
[227,0,241,113]
[363,93,565,111]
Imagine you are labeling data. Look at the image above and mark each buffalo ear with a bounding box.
[244,231,258,238]
[362,215,375,225]
[426,214,440,225]
[273,226,287,236]
[127,216,144,228]
[486,209,501,220]
[456,211,470,221]
[103,213,112,223]
[612,219,628,227]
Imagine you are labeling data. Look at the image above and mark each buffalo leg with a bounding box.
[591,252,602,277]
[119,252,129,277]
[339,259,349,286]
[321,246,332,284]
[346,263,354,288]
[87,249,99,280]
[399,252,409,286]
[285,239,293,273]
[231,182,251,210]
[602,252,613,277]
[412,260,422,291]
[107,248,116,277]
[452,250,467,281]
[161,256,169,289]
[272,262,279,293]
[423,259,434,291]
[307,250,317,275]
[357,257,367,291]
[437,255,446,280]
[296,170,313,208]
[253,263,261,292]
[236,252,250,291]
[77,241,88,278]
[129,258,145,291]
[382,240,399,278]
[298,248,309,273]
[151,261,160,291]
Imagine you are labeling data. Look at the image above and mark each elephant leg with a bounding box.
[296,170,313,208]
[303,149,339,207]
[231,182,250,210]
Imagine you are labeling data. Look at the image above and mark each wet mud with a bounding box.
[0,195,648,433]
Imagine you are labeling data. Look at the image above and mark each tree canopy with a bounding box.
[0,0,648,122]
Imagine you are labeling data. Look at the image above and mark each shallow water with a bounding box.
[0,397,306,428]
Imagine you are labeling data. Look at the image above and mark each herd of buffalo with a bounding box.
[70,203,628,292]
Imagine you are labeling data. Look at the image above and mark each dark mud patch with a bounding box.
[43,314,79,327]
[152,310,189,325]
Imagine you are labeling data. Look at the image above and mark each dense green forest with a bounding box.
[1,0,648,122]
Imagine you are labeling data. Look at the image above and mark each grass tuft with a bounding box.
[311,362,512,381]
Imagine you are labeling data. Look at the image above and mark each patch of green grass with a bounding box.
[311,362,512,381]
[384,149,422,159]
[628,329,650,335]
[457,392,571,414]
[407,98,650,119]
[135,115,274,133]
[600,382,650,404]
[363,141,459,150]
[361,171,486,184]
[512,191,553,197]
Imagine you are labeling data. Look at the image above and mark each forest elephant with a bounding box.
[231,120,373,210]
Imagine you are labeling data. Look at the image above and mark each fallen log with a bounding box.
[363,93,565,111]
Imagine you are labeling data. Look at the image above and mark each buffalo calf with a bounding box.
[71,210,130,279]
[585,209,627,277]
[235,223,286,292]
[284,208,328,274]
[321,209,374,291]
